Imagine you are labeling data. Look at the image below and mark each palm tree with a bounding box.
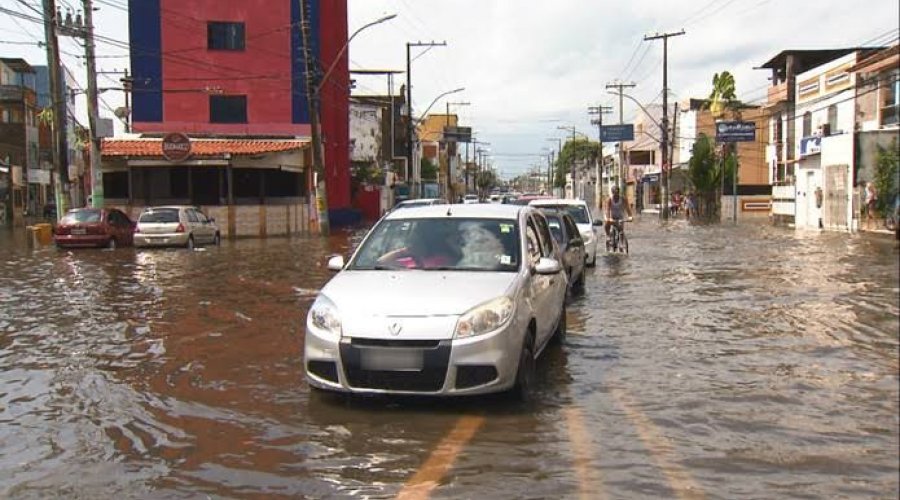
[702,71,742,221]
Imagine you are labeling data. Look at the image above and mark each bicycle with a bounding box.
[605,219,629,254]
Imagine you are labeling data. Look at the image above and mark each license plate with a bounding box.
[71,228,86,235]
[360,349,423,371]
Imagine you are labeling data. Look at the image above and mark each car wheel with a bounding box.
[511,334,536,402]
[213,233,221,246]
[186,236,195,250]
[552,303,567,344]
[106,237,117,249]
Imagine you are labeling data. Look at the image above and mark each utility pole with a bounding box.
[606,81,636,196]
[79,0,103,209]
[41,0,70,217]
[299,0,329,234]
[589,104,612,213]
[406,41,446,198]
[644,29,685,220]
[445,101,469,201]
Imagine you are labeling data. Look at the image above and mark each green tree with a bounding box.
[688,133,724,220]
[554,139,601,188]
[708,71,737,119]
[420,157,438,182]
[477,170,497,192]
[874,138,899,216]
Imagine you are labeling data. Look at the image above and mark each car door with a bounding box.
[563,215,585,275]
[185,209,201,243]
[529,213,564,347]
[193,209,212,243]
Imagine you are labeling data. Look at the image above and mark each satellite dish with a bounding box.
[114,106,130,119]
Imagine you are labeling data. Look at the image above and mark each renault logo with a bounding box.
[388,321,403,336]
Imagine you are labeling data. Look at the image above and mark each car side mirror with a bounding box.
[534,257,561,275]
[592,220,603,226]
[327,255,345,271]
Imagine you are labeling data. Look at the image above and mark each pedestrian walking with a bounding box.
[865,182,878,230]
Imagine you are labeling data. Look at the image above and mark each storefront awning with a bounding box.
[102,138,309,158]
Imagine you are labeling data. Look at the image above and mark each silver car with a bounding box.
[304,204,568,400]
[134,206,220,249]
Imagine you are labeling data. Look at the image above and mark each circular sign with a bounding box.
[161,132,192,162]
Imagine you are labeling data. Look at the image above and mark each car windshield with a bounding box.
[539,204,589,224]
[61,210,101,224]
[351,218,520,272]
[139,209,180,223]
[396,201,433,209]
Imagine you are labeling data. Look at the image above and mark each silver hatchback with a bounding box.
[134,206,220,249]
[304,204,568,399]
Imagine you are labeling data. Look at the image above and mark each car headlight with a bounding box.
[454,297,514,339]
[308,295,342,338]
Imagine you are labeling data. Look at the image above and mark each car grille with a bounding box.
[340,339,451,392]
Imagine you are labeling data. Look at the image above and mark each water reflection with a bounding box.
[0,221,896,498]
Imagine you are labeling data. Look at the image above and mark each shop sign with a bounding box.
[162,133,192,162]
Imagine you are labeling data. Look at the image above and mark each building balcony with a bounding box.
[767,83,788,105]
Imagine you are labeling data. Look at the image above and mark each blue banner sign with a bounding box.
[715,121,756,142]
[600,124,635,142]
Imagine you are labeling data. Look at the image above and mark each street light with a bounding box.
[318,14,397,93]
[304,10,396,235]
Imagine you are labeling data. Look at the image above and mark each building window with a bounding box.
[210,95,247,123]
[802,111,812,138]
[826,105,838,135]
[207,22,245,51]
[881,71,900,127]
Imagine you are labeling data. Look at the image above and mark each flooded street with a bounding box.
[1,219,897,498]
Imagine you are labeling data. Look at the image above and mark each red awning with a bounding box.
[102,138,308,158]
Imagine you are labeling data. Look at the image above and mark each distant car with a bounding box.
[393,198,448,210]
[54,208,135,249]
[529,198,601,267]
[509,195,553,206]
[537,209,586,296]
[489,194,502,203]
[134,206,220,249]
[463,194,480,204]
[305,204,568,400]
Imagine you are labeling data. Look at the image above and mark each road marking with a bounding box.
[397,415,485,500]
[611,387,706,500]
[564,406,607,500]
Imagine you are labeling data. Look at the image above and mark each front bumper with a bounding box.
[134,233,190,248]
[304,320,525,396]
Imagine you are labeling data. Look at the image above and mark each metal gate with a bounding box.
[823,164,849,230]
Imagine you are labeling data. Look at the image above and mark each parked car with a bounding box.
[305,204,567,400]
[54,208,135,249]
[538,209,586,296]
[462,194,480,204]
[393,198,448,210]
[529,198,601,267]
[134,206,220,249]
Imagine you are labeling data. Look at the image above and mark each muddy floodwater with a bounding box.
[1,219,897,498]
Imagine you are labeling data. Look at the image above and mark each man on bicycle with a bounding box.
[605,185,634,239]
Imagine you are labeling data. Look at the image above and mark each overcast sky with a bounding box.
[2,0,898,178]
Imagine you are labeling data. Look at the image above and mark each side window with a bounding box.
[195,211,208,223]
[564,216,581,242]
[525,220,542,266]
[531,214,554,258]
[187,210,199,223]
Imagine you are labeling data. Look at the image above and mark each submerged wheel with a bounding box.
[511,334,536,402]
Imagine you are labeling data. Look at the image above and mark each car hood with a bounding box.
[322,270,518,317]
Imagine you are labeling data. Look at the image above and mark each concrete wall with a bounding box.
[110,201,313,239]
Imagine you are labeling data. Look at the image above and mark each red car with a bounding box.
[54,208,135,249]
